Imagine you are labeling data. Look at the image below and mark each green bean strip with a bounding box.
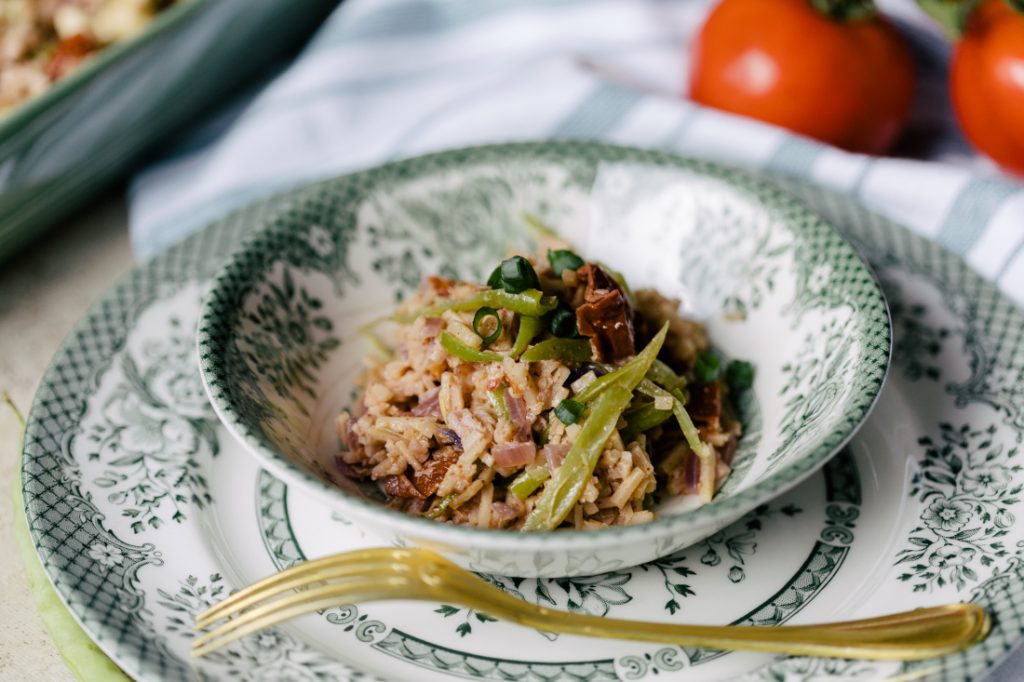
[672,400,716,503]
[393,289,557,323]
[439,331,504,362]
[522,385,634,530]
[424,494,455,519]
[358,325,393,361]
[649,359,686,391]
[522,212,558,238]
[522,326,668,531]
[509,464,550,500]
[572,324,669,404]
[509,315,543,358]
[625,401,674,434]
[637,379,717,503]
[488,386,510,421]
[521,338,592,363]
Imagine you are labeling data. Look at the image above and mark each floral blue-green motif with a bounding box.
[80,317,218,532]
[897,423,1022,592]
[238,269,340,415]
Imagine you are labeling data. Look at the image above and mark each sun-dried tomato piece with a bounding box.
[574,264,635,362]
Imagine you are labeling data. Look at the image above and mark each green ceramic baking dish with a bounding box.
[0,0,338,262]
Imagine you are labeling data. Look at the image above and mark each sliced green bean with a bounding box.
[509,464,550,500]
[425,494,454,519]
[521,338,592,363]
[394,289,557,323]
[358,325,393,361]
[439,331,503,362]
[522,385,634,530]
[522,212,558,238]
[522,326,667,531]
[649,359,686,391]
[488,386,510,421]
[638,379,716,502]
[624,401,674,434]
[509,315,543,358]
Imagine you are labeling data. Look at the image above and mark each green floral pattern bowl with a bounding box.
[197,142,890,577]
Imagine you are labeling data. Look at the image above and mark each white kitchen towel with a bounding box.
[129,0,1024,313]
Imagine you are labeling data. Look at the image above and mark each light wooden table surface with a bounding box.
[0,197,133,681]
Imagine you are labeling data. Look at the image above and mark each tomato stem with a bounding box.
[1006,0,1024,14]
[809,0,877,20]
[915,0,980,38]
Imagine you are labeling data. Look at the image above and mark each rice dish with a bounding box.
[337,246,750,531]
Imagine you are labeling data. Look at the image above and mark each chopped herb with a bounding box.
[472,306,502,345]
[554,398,586,425]
[694,351,721,383]
[548,248,584,276]
[726,359,755,391]
[549,309,578,338]
[487,255,540,294]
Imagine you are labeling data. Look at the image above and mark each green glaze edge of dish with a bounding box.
[197,140,891,544]
[252,450,859,677]
[0,0,207,143]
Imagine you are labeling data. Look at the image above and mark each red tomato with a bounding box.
[688,0,915,155]
[951,0,1024,176]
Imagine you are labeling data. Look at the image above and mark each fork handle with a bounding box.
[452,575,990,661]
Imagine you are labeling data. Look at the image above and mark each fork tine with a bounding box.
[195,547,417,626]
[192,577,428,657]
[195,558,414,628]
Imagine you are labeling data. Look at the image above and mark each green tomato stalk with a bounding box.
[915,0,982,38]
[809,0,878,21]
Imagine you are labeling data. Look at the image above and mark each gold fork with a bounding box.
[193,547,989,660]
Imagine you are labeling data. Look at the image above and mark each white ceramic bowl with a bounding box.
[197,142,890,577]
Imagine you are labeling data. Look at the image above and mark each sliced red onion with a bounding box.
[492,441,536,468]
[720,436,738,466]
[438,427,463,451]
[421,316,443,339]
[542,443,570,470]
[351,397,367,418]
[491,502,521,523]
[333,457,363,479]
[684,451,700,495]
[505,391,532,440]
[345,417,362,454]
[411,387,441,417]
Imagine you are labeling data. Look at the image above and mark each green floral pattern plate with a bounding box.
[196,145,890,577]
[21,142,1024,681]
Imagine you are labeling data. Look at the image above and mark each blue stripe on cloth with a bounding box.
[134,182,298,260]
[764,136,823,177]
[657,108,698,150]
[249,36,680,119]
[997,237,1024,281]
[317,0,591,45]
[550,85,644,138]
[309,0,689,49]
[934,177,1019,255]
